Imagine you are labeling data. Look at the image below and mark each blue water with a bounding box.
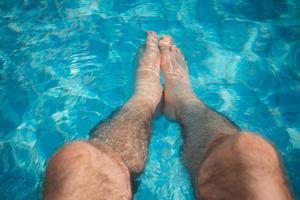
[0,0,300,199]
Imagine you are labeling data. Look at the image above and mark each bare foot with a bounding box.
[159,35,198,120]
[131,31,163,114]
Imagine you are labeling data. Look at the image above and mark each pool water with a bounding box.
[0,0,300,199]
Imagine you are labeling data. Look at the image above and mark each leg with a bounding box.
[159,36,292,199]
[44,141,132,200]
[44,31,162,199]
[159,35,239,178]
[197,132,293,199]
[90,31,162,174]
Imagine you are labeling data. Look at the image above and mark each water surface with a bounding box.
[0,0,300,199]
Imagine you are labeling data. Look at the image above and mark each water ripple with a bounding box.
[0,0,300,199]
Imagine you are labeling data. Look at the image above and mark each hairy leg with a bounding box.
[197,132,293,199]
[90,31,162,174]
[159,36,292,199]
[159,35,239,178]
[90,97,155,174]
[44,141,132,200]
[44,31,162,199]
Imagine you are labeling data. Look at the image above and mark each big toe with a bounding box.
[146,31,158,49]
[159,35,172,51]
[159,35,173,67]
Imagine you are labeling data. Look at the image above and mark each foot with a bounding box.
[159,35,198,120]
[131,31,163,114]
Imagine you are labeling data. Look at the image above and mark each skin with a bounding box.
[44,31,161,200]
[44,31,293,200]
[159,35,293,200]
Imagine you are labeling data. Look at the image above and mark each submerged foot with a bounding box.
[159,35,198,120]
[132,31,163,114]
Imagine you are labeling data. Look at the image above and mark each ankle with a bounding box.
[126,95,156,112]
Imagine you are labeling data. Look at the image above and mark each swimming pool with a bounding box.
[0,0,299,199]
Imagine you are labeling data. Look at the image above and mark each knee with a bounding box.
[47,141,95,172]
[230,132,279,168]
[44,142,132,199]
[47,141,130,173]
[50,141,93,160]
[45,141,97,193]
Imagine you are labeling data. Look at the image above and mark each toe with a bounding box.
[169,45,177,52]
[147,31,157,37]
[159,36,176,72]
[160,35,172,44]
[175,48,184,61]
[146,31,158,49]
[168,45,186,68]
[159,35,172,52]
[137,31,160,72]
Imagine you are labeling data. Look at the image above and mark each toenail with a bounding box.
[161,35,171,40]
[147,31,157,36]
[170,45,176,51]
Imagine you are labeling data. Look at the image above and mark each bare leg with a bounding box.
[44,31,162,199]
[90,30,162,174]
[44,141,132,200]
[159,36,293,199]
[197,132,293,199]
